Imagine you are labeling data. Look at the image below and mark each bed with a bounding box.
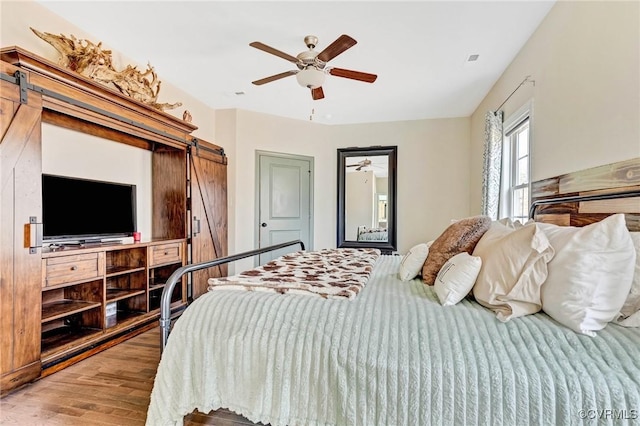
[147,159,640,426]
[357,226,388,241]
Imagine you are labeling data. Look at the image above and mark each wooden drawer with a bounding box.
[44,253,101,287]
[149,243,183,267]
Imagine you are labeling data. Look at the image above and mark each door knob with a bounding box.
[261,223,267,227]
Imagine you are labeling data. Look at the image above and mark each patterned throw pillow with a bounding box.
[422,215,491,285]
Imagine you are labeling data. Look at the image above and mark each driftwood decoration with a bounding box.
[31,27,182,112]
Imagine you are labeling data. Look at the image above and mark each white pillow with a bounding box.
[613,231,640,327]
[398,241,433,281]
[540,214,635,336]
[434,252,482,306]
[496,217,524,229]
[472,221,555,322]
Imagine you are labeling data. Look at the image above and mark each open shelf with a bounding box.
[149,260,184,313]
[149,276,172,291]
[106,288,146,303]
[149,282,165,292]
[148,299,186,315]
[41,326,103,356]
[106,265,146,277]
[38,240,186,373]
[41,300,101,324]
[149,264,183,294]
[109,309,147,328]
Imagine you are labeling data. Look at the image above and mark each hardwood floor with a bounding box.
[0,327,261,426]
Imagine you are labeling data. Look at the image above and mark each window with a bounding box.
[500,103,532,223]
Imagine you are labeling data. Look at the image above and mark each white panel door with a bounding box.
[258,153,312,264]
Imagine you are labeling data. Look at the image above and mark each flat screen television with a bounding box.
[42,174,137,244]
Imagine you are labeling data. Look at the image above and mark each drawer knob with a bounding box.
[164,251,169,255]
[70,265,78,271]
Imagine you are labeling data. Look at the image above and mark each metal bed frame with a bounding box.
[159,239,305,351]
[158,188,639,352]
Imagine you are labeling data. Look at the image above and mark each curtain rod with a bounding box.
[494,75,535,112]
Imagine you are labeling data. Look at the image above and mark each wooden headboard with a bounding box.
[530,157,640,231]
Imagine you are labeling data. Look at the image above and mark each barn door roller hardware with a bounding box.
[0,70,189,145]
[0,71,29,103]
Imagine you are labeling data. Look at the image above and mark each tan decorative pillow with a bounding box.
[422,215,491,285]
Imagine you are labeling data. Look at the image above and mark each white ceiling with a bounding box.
[36,1,555,125]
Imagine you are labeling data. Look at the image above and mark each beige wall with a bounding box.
[42,124,153,240]
[376,177,389,196]
[4,1,504,265]
[0,0,217,140]
[10,0,631,267]
[469,0,640,214]
[335,118,471,251]
[2,0,217,243]
[216,110,471,270]
[346,171,375,240]
[215,109,330,271]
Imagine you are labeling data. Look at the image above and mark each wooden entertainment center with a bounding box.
[41,240,186,366]
[0,47,227,395]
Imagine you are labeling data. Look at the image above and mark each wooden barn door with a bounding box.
[189,139,227,300]
[0,66,43,394]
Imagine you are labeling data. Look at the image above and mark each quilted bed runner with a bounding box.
[148,255,640,426]
[207,248,380,299]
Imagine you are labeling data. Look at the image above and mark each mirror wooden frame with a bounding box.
[337,146,397,253]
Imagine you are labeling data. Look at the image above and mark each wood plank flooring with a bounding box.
[0,327,262,426]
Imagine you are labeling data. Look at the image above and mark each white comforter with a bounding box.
[147,255,640,425]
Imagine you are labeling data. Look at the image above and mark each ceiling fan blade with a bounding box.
[249,41,301,64]
[329,67,377,83]
[311,86,325,100]
[252,70,298,86]
[317,34,357,63]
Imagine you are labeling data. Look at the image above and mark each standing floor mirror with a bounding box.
[337,146,397,254]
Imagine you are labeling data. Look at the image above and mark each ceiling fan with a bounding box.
[346,158,372,171]
[249,34,377,100]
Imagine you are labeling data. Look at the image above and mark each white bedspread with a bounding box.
[147,255,640,425]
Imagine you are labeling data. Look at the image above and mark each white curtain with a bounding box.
[481,110,503,219]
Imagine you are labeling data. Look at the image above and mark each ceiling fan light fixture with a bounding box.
[250,34,376,98]
[296,67,325,89]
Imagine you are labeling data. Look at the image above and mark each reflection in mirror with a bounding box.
[337,146,397,253]
[345,155,389,242]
